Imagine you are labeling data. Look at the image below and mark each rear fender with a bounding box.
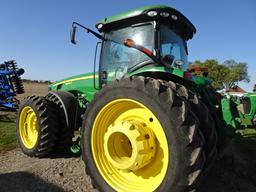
[49,91,78,130]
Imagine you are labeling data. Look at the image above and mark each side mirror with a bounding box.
[70,26,77,44]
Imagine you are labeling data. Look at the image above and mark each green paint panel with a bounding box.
[193,76,212,87]
[49,65,189,102]
[49,73,98,102]
[171,68,185,78]
[221,98,239,129]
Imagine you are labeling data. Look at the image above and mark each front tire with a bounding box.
[81,77,205,192]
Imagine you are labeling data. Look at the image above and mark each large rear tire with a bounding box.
[16,96,58,157]
[81,77,206,192]
[45,92,76,152]
[176,85,218,169]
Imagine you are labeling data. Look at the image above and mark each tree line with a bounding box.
[22,79,52,84]
[190,59,250,91]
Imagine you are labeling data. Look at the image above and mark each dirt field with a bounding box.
[17,82,49,100]
[0,137,256,192]
[1,82,256,191]
[0,149,96,192]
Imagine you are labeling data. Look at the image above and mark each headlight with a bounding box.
[97,23,103,29]
[147,11,158,17]
[171,15,178,21]
[160,12,170,17]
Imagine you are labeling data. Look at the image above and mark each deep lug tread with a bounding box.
[45,92,74,152]
[81,76,207,192]
[16,96,58,157]
[176,85,218,172]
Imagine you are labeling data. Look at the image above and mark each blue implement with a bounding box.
[0,60,25,110]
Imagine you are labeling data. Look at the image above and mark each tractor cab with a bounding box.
[71,5,196,87]
[96,5,196,85]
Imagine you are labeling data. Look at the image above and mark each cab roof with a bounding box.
[96,5,196,40]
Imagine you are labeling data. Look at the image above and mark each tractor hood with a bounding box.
[49,73,98,101]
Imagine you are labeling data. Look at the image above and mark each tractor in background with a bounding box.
[0,60,25,110]
[15,5,255,192]
[222,91,256,131]
[189,64,256,132]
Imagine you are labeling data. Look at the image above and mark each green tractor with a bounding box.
[16,5,255,192]
[222,91,256,131]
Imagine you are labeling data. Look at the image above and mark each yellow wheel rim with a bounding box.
[91,99,169,192]
[19,106,39,149]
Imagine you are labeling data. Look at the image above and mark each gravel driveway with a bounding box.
[0,137,256,192]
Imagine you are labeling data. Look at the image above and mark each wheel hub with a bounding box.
[104,120,156,171]
[19,106,38,149]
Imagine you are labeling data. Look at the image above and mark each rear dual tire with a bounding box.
[17,96,58,157]
[176,85,218,169]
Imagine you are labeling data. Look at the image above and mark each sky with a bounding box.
[0,0,255,91]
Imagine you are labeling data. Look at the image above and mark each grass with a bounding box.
[0,113,17,152]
